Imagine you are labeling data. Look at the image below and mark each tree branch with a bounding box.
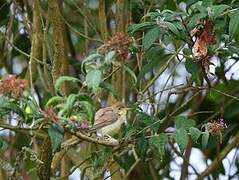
[198,132,239,179]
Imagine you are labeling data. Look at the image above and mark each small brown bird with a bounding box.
[62,102,128,147]
[89,102,128,136]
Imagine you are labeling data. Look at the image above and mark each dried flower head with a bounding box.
[0,75,28,99]
[43,106,59,122]
[206,118,227,136]
[98,32,133,60]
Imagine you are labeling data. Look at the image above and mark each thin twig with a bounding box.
[198,132,239,179]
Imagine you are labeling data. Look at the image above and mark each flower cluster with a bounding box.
[0,75,28,99]
[69,115,90,130]
[43,106,59,122]
[98,32,133,59]
[206,118,227,136]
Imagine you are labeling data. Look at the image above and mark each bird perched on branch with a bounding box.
[62,102,128,147]
[90,102,128,136]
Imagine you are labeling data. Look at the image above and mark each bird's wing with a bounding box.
[89,107,118,132]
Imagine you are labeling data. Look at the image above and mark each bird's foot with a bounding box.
[104,135,118,144]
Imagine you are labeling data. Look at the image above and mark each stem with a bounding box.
[99,0,109,41]
[198,132,239,179]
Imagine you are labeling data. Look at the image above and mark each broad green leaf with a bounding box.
[202,130,210,149]
[48,124,64,153]
[128,22,156,34]
[164,21,180,36]
[136,135,148,156]
[142,12,160,19]
[81,53,103,73]
[202,0,215,7]
[83,53,103,63]
[211,5,229,19]
[173,129,188,153]
[149,133,168,158]
[188,13,207,29]
[85,69,102,92]
[45,96,64,107]
[185,58,200,83]
[59,94,77,116]
[104,51,116,64]
[196,4,208,13]
[175,116,196,131]
[137,111,159,133]
[54,76,80,95]
[189,127,202,143]
[143,27,160,50]
[229,9,239,40]
[80,101,95,124]
[122,65,137,84]
[0,97,25,118]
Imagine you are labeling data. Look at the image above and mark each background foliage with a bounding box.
[0,0,239,179]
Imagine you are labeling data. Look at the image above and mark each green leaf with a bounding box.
[128,22,156,34]
[196,4,208,13]
[164,21,180,36]
[136,135,148,156]
[58,94,77,117]
[136,111,159,133]
[229,9,239,40]
[211,5,229,19]
[81,53,103,74]
[85,69,102,92]
[99,82,116,97]
[0,97,25,118]
[185,58,200,83]
[138,47,168,81]
[80,101,95,124]
[149,133,168,158]
[188,13,207,29]
[94,147,112,167]
[124,127,137,140]
[202,130,210,149]
[189,127,202,143]
[173,129,188,153]
[122,65,137,84]
[104,51,116,64]
[0,138,8,151]
[143,27,160,50]
[202,0,215,7]
[175,116,196,131]
[48,124,64,153]
[83,53,103,63]
[45,96,65,107]
[54,76,80,95]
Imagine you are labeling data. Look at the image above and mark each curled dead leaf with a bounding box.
[192,20,216,60]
